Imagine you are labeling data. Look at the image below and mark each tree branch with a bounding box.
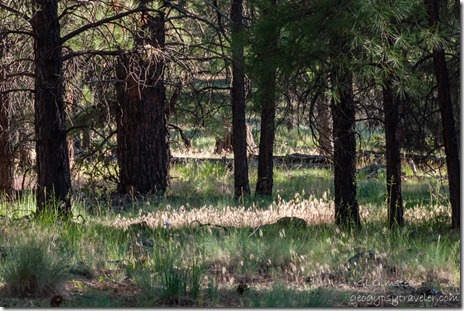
[62,49,123,61]
[60,6,162,44]
[0,89,35,95]
[6,72,35,79]
[168,123,191,149]
[1,29,34,38]
[0,3,31,23]
[65,124,90,134]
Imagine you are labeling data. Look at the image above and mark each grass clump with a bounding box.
[0,238,69,298]
[134,240,204,306]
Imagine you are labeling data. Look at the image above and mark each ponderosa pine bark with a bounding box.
[425,0,460,229]
[116,6,169,196]
[255,0,278,196]
[256,86,277,196]
[231,0,251,198]
[383,83,404,228]
[32,0,72,216]
[331,61,360,230]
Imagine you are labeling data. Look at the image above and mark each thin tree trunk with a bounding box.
[383,84,403,228]
[65,89,75,172]
[286,94,297,130]
[256,97,277,196]
[0,35,15,199]
[32,0,72,216]
[426,0,460,228]
[316,94,333,157]
[116,6,169,196]
[231,0,250,198]
[255,0,278,196]
[331,71,360,230]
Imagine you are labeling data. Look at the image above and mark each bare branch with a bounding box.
[61,6,162,44]
[6,72,35,79]
[1,29,34,38]
[0,89,35,95]
[58,3,89,21]
[62,49,123,61]
[0,3,31,23]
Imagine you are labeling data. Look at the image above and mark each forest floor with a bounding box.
[0,159,460,308]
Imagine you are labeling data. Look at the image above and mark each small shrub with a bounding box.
[0,239,69,297]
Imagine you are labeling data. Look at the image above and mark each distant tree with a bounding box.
[425,0,460,228]
[254,0,279,196]
[383,82,403,227]
[331,66,360,229]
[315,95,333,158]
[230,0,251,198]
[0,32,15,199]
[363,2,414,228]
[328,2,360,230]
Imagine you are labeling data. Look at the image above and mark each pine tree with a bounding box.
[252,0,279,197]
[231,0,251,198]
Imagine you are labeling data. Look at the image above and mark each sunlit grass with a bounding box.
[0,156,459,307]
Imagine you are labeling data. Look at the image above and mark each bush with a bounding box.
[0,239,69,297]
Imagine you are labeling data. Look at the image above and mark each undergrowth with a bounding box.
[0,160,459,307]
[0,237,69,298]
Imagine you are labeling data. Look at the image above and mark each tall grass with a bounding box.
[133,238,204,305]
[0,238,69,297]
[0,154,459,307]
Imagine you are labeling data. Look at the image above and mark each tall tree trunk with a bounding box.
[116,6,168,196]
[383,84,403,228]
[0,35,15,199]
[32,0,72,216]
[426,0,460,229]
[231,0,250,198]
[331,71,360,230]
[255,0,278,196]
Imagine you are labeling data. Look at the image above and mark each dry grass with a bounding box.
[110,194,334,229]
[0,155,459,308]
[109,194,452,231]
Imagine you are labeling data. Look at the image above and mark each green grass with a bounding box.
[0,157,459,307]
[0,237,70,298]
[133,238,204,304]
[247,283,342,307]
[273,126,318,155]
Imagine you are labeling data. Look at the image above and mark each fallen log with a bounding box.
[171,153,332,169]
